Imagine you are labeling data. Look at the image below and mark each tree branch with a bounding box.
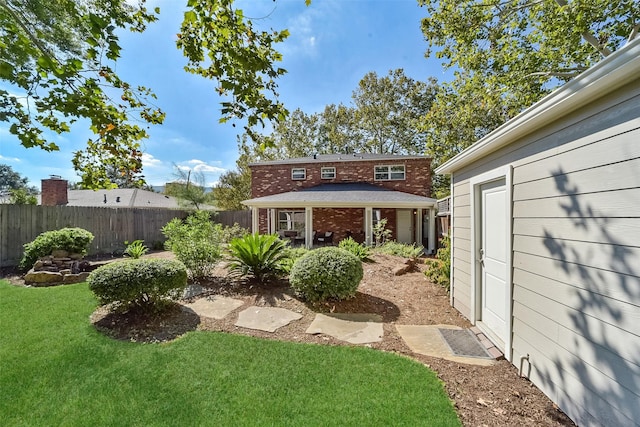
[554,0,612,57]
[0,0,59,64]
[628,23,639,43]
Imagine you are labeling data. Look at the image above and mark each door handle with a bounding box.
[478,248,485,267]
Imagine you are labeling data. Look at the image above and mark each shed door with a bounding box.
[479,179,508,343]
[397,209,413,244]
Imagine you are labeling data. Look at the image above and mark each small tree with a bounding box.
[425,235,451,291]
[9,188,37,205]
[372,218,392,247]
[162,211,223,280]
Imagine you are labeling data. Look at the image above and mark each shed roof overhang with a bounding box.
[242,183,436,209]
[435,37,640,175]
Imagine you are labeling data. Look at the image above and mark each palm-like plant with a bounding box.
[226,233,290,283]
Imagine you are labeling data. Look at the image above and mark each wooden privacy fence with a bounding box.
[215,210,251,230]
[0,206,251,267]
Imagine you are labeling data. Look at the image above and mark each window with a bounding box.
[374,165,405,181]
[291,168,306,180]
[321,167,336,179]
[278,210,305,234]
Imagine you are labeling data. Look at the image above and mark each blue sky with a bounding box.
[1,0,450,189]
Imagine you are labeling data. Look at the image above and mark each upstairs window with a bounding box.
[321,167,336,179]
[291,168,306,180]
[374,165,405,181]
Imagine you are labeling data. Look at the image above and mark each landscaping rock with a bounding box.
[51,249,69,258]
[24,270,63,286]
[392,259,416,276]
[62,272,91,284]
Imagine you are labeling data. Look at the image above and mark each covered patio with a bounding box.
[242,183,437,253]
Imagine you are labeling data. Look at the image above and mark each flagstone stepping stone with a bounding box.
[306,313,383,344]
[235,307,303,332]
[395,324,495,366]
[183,296,244,319]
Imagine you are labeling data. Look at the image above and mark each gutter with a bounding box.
[436,37,640,175]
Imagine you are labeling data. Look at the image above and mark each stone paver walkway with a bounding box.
[235,306,303,333]
[184,296,244,320]
[180,296,499,365]
[306,313,383,344]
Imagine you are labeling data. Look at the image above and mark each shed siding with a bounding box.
[451,179,472,319]
[449,80,640,426]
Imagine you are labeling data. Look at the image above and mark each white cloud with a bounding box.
[0,154,21,162]
[141,152,163,169]
[182,159,226,174]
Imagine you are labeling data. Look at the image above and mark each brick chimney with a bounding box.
[41,176,68,206]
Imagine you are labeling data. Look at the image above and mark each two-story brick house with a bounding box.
[242,153,437,252]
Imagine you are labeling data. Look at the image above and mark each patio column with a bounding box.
[428,207,436,254]
[268,209,277,234]
[304,207,313,249]
[364,207,373,246]
[415,208,423,247]
[251,207,259,234]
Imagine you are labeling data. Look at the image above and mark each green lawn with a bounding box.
[0,280,460,426]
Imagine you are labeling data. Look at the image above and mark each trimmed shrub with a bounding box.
[425,235,451,291]
[289,247,363,302]
[162,211,223,280]
[88,258,187,310]
[279,246,309,275]
[227,233,289,283]
[20,227,94,270]
[219,223,250,244]
[338,237,371,261]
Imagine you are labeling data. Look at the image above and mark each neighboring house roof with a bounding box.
[436,37,640,174]
[249,153,429,166]
[37,188,185,209]
[243,183,436,208]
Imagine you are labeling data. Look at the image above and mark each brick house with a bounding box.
[242,153,437,252]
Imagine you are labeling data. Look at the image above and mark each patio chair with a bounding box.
[316,231,333,245]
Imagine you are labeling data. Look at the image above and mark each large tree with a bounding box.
[352,69,437,154]
[0,163,37,194]
[419,0,639,196]
[0,0,165,189]
[247,69,437,161]
[2,0,293,188]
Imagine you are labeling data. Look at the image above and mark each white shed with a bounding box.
[436,38,640,426]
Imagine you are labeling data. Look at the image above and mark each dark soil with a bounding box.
[2,252,575,427]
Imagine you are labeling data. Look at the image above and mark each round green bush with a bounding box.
[20,227,94,270]
[289,247,363,302]
[88,258,188,309]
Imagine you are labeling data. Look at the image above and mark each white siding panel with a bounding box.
[514,156,640,201]
[513,123,640,184]
[453,192,470,207]
[512,320,639,425]
[513,187,640,218]
[514,303,640,397]
[514,268,640,336]
[513,217,640,248]
[454,216,470,229]
[454,256,471,276]
[454,226,471,241]
[513,234,640,278]
[513,286,640,364]
[453,204,471,218]
[513,251,640,304]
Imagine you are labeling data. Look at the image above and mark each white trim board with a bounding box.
[468,165,513,361]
